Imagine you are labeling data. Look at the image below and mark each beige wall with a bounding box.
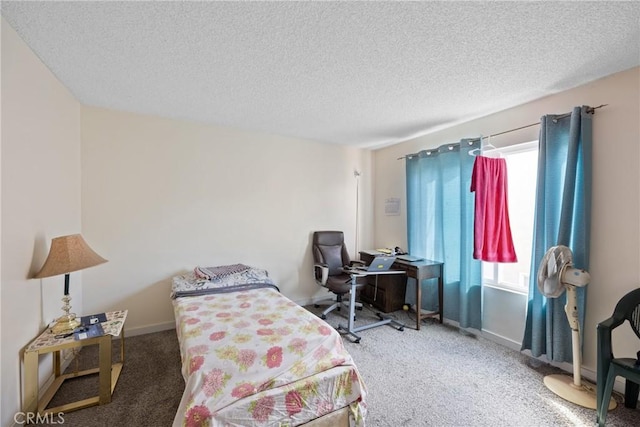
[1,20,82,426]
[80,107,374,334]
[373,66,640,373]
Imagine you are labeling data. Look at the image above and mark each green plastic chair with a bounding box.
[596,287,640,426]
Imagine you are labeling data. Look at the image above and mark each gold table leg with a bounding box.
[23,351,39,414]
[98,335,112,404]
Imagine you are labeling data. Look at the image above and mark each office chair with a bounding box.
[312,231,365,320]
[596,287,640,426]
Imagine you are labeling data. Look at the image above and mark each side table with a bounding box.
[23,310,128,415]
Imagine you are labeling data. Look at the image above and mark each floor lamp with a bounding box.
[354,170,360,256]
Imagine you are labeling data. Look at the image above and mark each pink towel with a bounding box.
[470,156,517,263]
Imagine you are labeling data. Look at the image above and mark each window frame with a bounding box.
[481,140,538,295]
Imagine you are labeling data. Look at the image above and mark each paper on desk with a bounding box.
[361,250,385,256]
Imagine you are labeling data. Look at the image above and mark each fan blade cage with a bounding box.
[538,245,573,298]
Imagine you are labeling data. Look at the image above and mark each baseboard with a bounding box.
[126,320,176,337]
[480,329,523,351]
[294,295,335,307]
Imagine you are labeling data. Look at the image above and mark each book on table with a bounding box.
[74,323,105,340]
[80,312,107,326]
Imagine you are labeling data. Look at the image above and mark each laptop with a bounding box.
[357,256,396,272]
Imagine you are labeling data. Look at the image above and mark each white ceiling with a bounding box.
[2,1,639,148]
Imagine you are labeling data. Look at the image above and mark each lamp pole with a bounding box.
[354,170,360,256]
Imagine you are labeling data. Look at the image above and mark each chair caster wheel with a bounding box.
[356,306,363,311]
[399,327,404,332]
[314,304,320,308]
[354,338,361,344]
[320,314,327,320]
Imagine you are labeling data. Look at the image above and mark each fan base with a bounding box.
[544,374,616,410]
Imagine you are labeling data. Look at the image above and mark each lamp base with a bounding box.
[51,314,81,334]
[544,374,616,410]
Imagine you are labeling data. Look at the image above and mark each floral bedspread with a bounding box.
[172,286,367,427]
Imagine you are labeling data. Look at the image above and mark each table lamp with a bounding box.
[35,234,108,334]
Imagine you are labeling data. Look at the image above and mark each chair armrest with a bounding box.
[599,314,625,331]
[597,314,625,409]
[314,264,329,286]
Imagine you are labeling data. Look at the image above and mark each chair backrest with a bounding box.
[312,231,351,276]
[612,287,640,339]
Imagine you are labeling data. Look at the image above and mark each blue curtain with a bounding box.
[521,106,593,362]
[405,139,482,329]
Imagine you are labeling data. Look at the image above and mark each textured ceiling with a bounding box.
[2,1,639,148]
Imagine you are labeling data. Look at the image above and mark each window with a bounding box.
[482,141,538,293]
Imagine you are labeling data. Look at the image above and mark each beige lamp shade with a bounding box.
[35,234,107,334]
[35,234,107,279]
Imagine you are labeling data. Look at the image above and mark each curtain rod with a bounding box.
[397,104,608,160]
[485,103,607,140]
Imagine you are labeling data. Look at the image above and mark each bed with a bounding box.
[171,264,367,427]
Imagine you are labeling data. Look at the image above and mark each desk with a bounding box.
[23,310,127,415]
[359,252,444,330]
[338,268,406,343]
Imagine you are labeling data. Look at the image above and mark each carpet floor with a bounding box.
[308,305,638,427]
[40,304,638,426]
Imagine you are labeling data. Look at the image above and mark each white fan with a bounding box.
[537,245,615,409]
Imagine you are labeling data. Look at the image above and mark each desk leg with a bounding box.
[345,276,362,343]
[98,335,112,404]
[120,328,125,362]
[338,272,405,341]
[337,275,362,343]
[437,276,444,324]
[416,278,422,330]
[347,278,356,333]
[415,276,444,329]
